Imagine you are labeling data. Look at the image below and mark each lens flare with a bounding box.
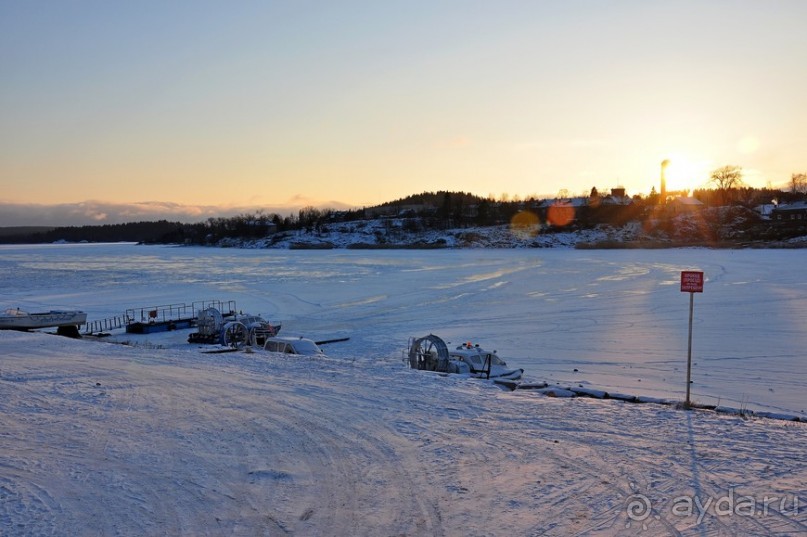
[547,202,575,227]
[509,210,541,239]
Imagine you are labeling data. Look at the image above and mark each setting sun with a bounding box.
[661,154,712,195]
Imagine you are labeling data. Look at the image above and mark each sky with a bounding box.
[1,0,806,226]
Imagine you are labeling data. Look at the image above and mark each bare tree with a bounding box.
[710,165,744,206]
[710,165,744,190]
[791,172,807,194]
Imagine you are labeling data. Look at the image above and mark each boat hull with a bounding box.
[0,310,87,330]
[477,368,524,381]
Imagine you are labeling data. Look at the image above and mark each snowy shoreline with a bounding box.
[34,326,807,424]
[205,220,807,250]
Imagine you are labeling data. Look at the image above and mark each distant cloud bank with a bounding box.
[0,200,355,227]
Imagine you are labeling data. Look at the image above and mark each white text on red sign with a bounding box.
[680,271,704,293]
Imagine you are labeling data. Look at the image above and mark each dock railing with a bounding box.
[84,315,127,334]
[125,300,237,325]
[126,302,194,325]
[84,299,237,334]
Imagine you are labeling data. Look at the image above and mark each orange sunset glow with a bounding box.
[1,2,805,225]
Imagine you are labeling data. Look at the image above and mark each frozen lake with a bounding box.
[1,243,805,416]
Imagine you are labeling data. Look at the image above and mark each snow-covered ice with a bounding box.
[1,243,805,536]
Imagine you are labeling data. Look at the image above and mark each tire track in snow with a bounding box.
[261,373,446,536]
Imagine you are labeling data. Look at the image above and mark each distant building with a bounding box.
[755,204,776,220]
[669,197,704,214]
[245,220,278,234]
[771,201,807,222]
[601,188,632,206]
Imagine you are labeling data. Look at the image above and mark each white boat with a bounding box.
[448,341,524,380]
[407,335,524,380]
[0,308,87,330]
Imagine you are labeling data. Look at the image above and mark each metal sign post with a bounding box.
[680,271,704,408]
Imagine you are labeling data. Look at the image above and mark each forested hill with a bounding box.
[0,226,54,238]
[0,221,192,244]
[2,188,807,246]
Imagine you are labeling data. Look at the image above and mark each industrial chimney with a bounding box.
[660,159,670,204]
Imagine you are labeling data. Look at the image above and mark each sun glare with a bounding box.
[662,154,711,194]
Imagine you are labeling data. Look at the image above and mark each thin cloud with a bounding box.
[0,199,358,227]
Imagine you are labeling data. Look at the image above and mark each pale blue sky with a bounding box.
[2,1,806,224]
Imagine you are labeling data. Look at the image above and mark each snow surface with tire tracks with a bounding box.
[1,243,806,535]
[1,330,806,536]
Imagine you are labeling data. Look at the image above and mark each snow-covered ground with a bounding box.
[1,243,806,536]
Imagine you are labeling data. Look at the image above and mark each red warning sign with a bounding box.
[680,271,704,293]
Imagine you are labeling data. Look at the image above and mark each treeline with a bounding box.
[0,211,364,244]
[0,220,193,244]
[689,186,804,207]
[1,185,805,245]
